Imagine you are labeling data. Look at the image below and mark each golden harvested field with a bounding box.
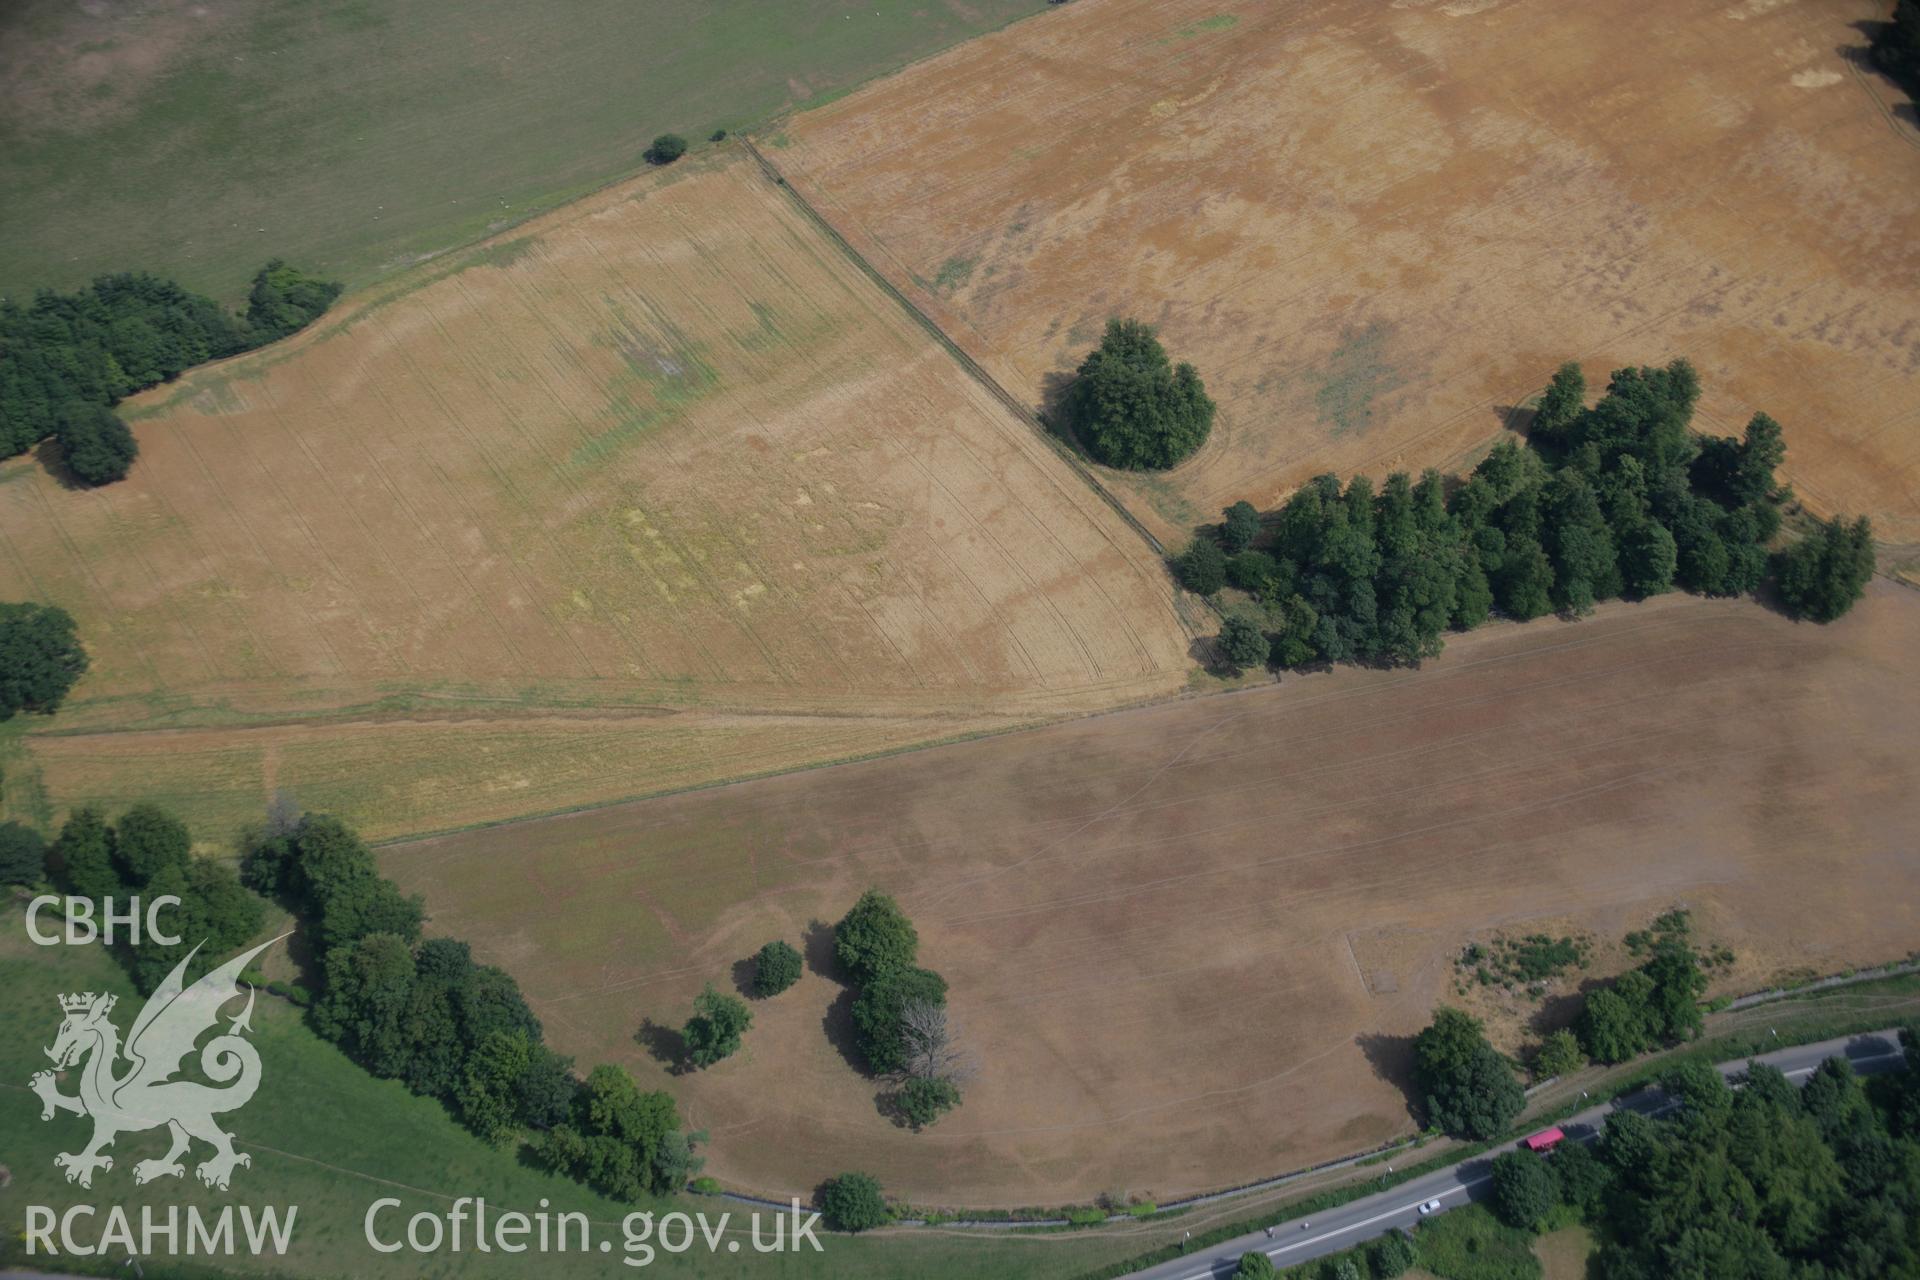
[385,584,1920,1207]
[774,0,1920,545]
[0,149,1192,845]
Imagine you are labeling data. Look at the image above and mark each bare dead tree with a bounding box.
[897,998,976,1085]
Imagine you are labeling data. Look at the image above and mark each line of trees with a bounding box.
[24,794,702,1207]
[835,888,972,1130]
[0,261,340,484]
[1183,360,1875,672]
[237,809,703,1197]
[0,600,87,718]
[50,804,263,993]
[1485,1035,1920,1278]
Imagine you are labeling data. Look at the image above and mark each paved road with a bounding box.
[1131,1030,1909,1280]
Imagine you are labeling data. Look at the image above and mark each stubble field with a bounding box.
[384,584,1920,1207]
[773,0,1920,544]
[0,150,1192,845]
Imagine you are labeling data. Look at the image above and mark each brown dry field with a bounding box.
[0,148,1193,845]
[773,0,1920,545]
[385,583,1920,1207]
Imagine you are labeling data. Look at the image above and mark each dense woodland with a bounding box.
[0,262,339,483]
[1493,1041,1920,1279]
[1184,360,1876,670]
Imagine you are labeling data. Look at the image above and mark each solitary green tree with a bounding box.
[819,1172,890,1232]
[646,133,689,165]
[683,984,752,1067]
[753,939,803,997]
[0,601,87,718]
[1063,318,1215,470]
[1413,1007,1525,1139]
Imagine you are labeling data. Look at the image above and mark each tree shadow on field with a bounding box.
[730,955,759,1000]
[1840,23,1919,122]
[821,984,872,1079]
[635,1019,687,1076]
[1529,981,1604,1039]
[1493,402,1536,439]
[1038,369,1085,450]
[802,919,838,979]
[32,438,87,492]
[1356,1031,1421,1124]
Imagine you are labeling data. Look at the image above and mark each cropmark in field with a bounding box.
[386,584,1920,1207]
[774,0,1920,543]
[0,150,1192,845]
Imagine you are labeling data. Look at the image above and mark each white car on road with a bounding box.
[1418,1199,1442,1215]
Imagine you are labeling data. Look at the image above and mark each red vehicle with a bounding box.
[1522,1126,1565,1154]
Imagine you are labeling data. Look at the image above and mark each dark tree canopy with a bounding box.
[851,965,947,1075]
[0,601,87,718]
[532,1063,696,1199]
[1217,613,1270,672]
[1872,0,1920,99]
[834,889,919,983]
[1221,500,1262,552]
[1176,537,1228,595]
[0,264,339,483]
[646,133,689,165]
[55,401,138,486]
[1533,360,1586,439]
[1062,318,1215,470]
[245,260,344,343]
[1413,1007,1525,1140]
[1490,1150,1557,1229]
[893,1075,961,1130]
[819,1171,890,1232]
[0,820,47,885]
[1196,357,1872,669]
[683,984,752,1068]
[753,939,803,997]
[1775,514,1875,623]
[1232,1251,1276,1280]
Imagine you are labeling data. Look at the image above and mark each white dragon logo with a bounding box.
[30,936,284,1191]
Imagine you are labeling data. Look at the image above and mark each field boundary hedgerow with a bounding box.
[1065,976,1920,1279]
[688,962,1920,1238]
[742,138,1178,566]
